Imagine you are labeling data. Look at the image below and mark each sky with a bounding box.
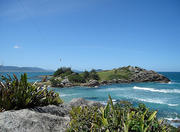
[0,0,180,71]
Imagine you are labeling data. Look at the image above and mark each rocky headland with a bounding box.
[38,66,170,88]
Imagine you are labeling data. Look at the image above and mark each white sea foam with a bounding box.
[134,97,178,107]
[133,86,180,94]
[60,93,77,97]
[112,99,116,102]
[134,97,165,104]
[161,82,180,85]
[167,104,179,107]
[98,88,126,92]
[168,82,172,84]
[165,117,180,121]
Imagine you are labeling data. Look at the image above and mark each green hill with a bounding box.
[48,66,170,88]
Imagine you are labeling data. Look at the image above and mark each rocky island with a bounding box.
[39,66,170,88]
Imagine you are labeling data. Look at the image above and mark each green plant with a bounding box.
[82,70,90,80]
[0,73,63,111]
[67,95,175,132]
[67,106,101,132]
[53,67,73,77]
[68,74,86,83]
[89,69,100,80]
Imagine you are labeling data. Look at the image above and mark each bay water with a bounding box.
[1,72,180,126]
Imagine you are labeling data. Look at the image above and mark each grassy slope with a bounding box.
[97,67,132,81]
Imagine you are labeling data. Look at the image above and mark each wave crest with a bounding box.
[133,86,180,94]
[134,97,179,107]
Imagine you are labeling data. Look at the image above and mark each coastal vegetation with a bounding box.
[50,67,100,87]
[53,67,73,77]
[67,95,176,132]
[0,73,63,111]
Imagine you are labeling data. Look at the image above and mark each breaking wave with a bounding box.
[60,93,78,97]
[133,86,180,94]
[134,97,179,107]
[97,88,126,92]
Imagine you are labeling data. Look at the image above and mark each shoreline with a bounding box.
[41,79,171,88]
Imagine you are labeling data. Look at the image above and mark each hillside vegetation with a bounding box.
[49,66,170,87]
[97,67,132,81]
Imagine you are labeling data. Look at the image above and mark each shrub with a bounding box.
[68,74,86,83]
[68,106,101,132]
[50,77,62,87]
[0,73,63,111]
[89,69,100,80]
[53,67,73,77]
[82,70,90,80]
[67,95,175,132]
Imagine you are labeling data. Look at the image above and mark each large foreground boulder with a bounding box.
[0,98,101,132]
[0,109,70,132]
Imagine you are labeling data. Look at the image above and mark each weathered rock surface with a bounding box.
[69,98,103,107]
[0,98,102,132]
[128,66,170,83]
[80,79,100,87]
[0,109,70,132]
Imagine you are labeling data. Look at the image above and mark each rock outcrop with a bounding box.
[69,98,103,107]
[0,98,102,132]
[80,79,100,87]
[127,66,170,83]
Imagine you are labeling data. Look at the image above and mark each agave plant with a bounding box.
[0,73,63,111]
[68,95,174,132]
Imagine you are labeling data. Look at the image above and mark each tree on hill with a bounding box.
[89,69,100,80]
[53,67,73,77]
[82,70,90,80]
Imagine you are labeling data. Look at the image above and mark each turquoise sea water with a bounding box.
[1,72,180,126]
[53,72,180,126]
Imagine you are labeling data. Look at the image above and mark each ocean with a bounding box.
[1,72,180,126]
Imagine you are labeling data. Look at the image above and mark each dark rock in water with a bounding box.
[171,120,180,123]
[0,98,102,132]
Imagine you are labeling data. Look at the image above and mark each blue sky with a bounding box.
[0,0,180,71]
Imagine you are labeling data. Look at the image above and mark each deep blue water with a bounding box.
[1,72,180,126]
[0,72,53,82]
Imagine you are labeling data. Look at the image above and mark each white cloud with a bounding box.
[14,45,20,49]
